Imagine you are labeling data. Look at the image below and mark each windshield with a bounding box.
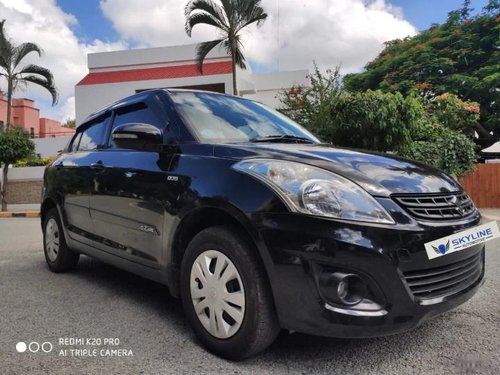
[169,91,319,143]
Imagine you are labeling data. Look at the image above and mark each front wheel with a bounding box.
[180,226,279,360]
[43,208,79,272]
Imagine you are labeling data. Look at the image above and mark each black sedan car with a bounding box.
[41,89,485,360]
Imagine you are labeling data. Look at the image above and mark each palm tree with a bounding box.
[184,0,267,95]
[0,20,57,132]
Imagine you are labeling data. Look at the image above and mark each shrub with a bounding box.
[14,156,54,167]
[278,62,342,135]
[400,125,477,176]
[327,90,425,152]
[277,65,477,176]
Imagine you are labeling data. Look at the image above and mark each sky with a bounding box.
[0,0,491,123]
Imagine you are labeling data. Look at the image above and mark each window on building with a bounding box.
[30,128,35,138]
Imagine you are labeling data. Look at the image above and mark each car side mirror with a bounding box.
[111,123,162,151]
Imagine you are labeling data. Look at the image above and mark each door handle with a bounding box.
[90,161,105,170]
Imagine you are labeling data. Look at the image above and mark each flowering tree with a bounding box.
[344,1,499,147]
[431,93,480,134]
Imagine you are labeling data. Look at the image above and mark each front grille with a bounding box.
[402,251,483,300]
[393,192,476,221]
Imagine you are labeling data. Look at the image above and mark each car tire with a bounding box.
[180,225,280,360]
[43,208,79,272]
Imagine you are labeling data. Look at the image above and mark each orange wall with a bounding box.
[0,98,6,127]
[0,94,73,137]
[12,99,40,136]
[40,118,75,137]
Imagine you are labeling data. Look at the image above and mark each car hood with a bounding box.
[213,143,461,197]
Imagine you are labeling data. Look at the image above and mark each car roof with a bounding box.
[82,88,243,125]
[83,89,164,124]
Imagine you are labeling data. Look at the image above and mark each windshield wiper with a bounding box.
[249,135,315,144]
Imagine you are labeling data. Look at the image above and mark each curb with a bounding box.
[0,211,40,218]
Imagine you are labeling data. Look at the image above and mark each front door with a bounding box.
[88,99,175,268]
[89,150,174,268]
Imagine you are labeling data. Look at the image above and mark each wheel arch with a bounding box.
[40,197,57,227]
[167,205,276,299]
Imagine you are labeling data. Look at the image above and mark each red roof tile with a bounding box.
[77,61,232,86]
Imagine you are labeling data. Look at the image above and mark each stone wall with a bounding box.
[0,167,45,204]
[5,180,43,204]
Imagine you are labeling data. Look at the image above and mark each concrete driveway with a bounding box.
[0,218,499,374]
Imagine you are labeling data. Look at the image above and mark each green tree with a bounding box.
[0,19,58,131]
[64,118,76,129]
[0,129,35,211]
[184,0,267,95]
[343,2,499,147]
[483,0,499,13]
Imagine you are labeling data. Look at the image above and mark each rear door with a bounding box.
[55,114,110,245]
[88,97,176,268]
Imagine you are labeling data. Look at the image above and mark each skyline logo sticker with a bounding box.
[424,221,500,260]
[432,240,450,255]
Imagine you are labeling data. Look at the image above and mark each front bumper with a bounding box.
[251,207,485,338]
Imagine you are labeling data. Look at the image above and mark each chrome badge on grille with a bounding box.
[450,195,466,216]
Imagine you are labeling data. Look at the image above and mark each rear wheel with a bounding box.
[180,226,279,360]
[43,208,79,272]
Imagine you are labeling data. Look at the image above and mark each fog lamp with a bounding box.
[319,272,366,306]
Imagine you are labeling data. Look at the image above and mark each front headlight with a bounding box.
[232,159,394,224]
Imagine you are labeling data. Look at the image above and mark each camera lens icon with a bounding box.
[16,342,27,353]
[16,341,53,353]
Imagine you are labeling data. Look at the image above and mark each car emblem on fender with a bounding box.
[432,240,450,255]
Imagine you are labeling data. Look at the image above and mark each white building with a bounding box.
[75,43,308,125]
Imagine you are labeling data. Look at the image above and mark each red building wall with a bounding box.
[40,118,75,137]
[0,96,6,128]
[0,93,74,138]
[11,98,40,136]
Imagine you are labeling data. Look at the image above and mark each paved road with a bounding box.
[1,218,499,375]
